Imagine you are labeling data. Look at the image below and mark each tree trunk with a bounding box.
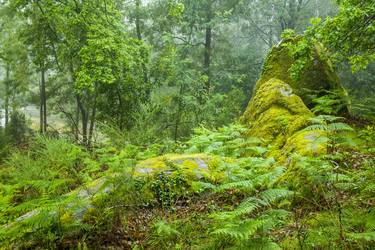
[204,1,213,93]
[75,98,80,141]
[135,0,150,99]
[204,26,212,93]
[4,65,10,127]
[88,91,97,146]
[41,69,47,133]
[77,94,88,145]
[135,0,142,41]
[39,78,44,133]
[69,61,80,141]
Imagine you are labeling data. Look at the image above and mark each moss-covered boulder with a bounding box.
[2,154,226,237]
[274,130,328,162]
[240,37,350,160]
[241,78,327,160]
[241,78,313,145]
[135,153,223,181]
[255,37,348,109]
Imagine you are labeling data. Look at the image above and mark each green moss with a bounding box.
[135,153,219,181]
[241,79,313,149]
[254,37,347,109]
[240,37,350,160]
[274,130,328,163]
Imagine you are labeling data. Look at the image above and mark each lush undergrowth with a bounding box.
[0,120,374,249]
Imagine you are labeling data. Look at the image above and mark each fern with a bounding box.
[304,115,353,133]
[259,189,294,206]
[311,91,349,115]
[206,162,292,249]
[215,180,254,193]
[233,197,262,216]
[347,232,375,242]
[211,219,266,241]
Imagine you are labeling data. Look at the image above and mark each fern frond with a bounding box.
[233,197,262,216]
[259,189,293,206]
[327,122,353,132]
[347,231,375,242]
[211,219,265,241]
[215,180,254,193]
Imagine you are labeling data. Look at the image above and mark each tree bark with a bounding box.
[135,0,142,41]
[39,78,43,133]
[77,94,88,145]
[88,91,97,146]
[204,26,212,93]
[204,1,213,93]
[4,65,10,127]
[69,61,80,141]
[41,69,47,133]
[135,0,150,99]
[75,98,80,141]
[174,84,185,142]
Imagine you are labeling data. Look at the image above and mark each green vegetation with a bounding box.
[0,0,374,249]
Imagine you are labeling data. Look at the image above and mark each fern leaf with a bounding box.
[327,122,353,132]
[233,197,262,216]
[211,219,265,241]
[259,189,293,206]
[347,231,375,242]
[215,180,254,192]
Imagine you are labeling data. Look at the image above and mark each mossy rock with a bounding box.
[273,130,328,163]
[135,153,223,181]
[241,78,329,161]
[255,37,348,109]
[241,78,313,146]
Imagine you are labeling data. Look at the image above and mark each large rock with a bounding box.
[241,78,327,159]
[240,37,350,160]
[241,78,313,145]
[2,154,223,235]
[254,37,348,109]
[134,153,223,181]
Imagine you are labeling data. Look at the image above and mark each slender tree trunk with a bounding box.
[174,84,184,142]
[135,0,150,99]
[269,3,276,47]
[288,0,297,29]
[39,79,44,133]
[315,0,319,17]
[75,99,80,141]
[204,1,213,93]
[135,0,142,41]
[41,69,47,133]
[204,27,212,92]
[88,91,97,146]
[4,65,10,126]
[77,94,88,145]
[69,62,80,141]
[116,87,124,130]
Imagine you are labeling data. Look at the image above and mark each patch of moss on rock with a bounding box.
[274,130,328,163]
[135,153,223,181]
[240,78,330,161]
[241,78,313,147]
[255,36,348,109]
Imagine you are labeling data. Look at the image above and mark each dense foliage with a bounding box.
[0,0,374,249]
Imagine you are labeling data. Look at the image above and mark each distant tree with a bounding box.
[0,5,29,127]
[4,111,30,145]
